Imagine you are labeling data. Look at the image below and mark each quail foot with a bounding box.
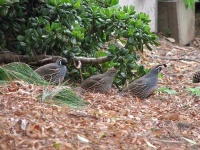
[80,68,117,93]
[193,71,200,83]
[35,58,67,84]
[119,64,167,99]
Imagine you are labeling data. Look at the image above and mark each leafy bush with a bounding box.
[0,0,158,87]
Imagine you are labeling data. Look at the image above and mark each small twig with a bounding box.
[156,56,200,63]
[76,60,82,69]
[152,138,184,144]
[78,69,83,82]
[73,60,83,82]
[35,57,53,64]
[30,56,62,65]
[6,73,19,92]
[174,46,187,51]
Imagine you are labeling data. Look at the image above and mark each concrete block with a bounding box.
[158,0,195,45]
[119,0,158,32]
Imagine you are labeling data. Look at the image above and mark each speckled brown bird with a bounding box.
[35,58,67,84]
[193,71,200,83]
[119,64,167,99]
[80,68,117,93]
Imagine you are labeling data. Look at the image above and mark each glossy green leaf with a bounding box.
[158,87,177,95]
[20,42,27,47]
[186,86,200,96]
[17,35,25,41]
[120,72,126,78]
[70,38,77,45]
[128,37,134,44]
[74,0,81,8]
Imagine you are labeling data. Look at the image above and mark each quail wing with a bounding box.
[90,76,112,91]
[81,74,104,89]
[35,63,60,80]
[121,76,157,99]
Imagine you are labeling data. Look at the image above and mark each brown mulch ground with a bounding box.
[0,39,200,150]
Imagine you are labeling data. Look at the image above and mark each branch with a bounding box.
[73,56,112,64]
[0,51,113,65]
[0,51,62,65]
[29,56,62,65]
[156,56,200,64]
[0,51,29,63]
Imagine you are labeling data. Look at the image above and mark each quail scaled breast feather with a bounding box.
[35,58,67,84]
[193,71,200,83]
[119,64,167,99]
[80,68,117,93]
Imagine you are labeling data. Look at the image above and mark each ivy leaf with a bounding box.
[186,87,200,96]
[20,42,27,47]
[74,0,81,8]
[183,0,195,10]
[110,0,119,6]
[164,89,177,95]
[95,51,107,58]
[158,87,177,95]
[17,35,25,41]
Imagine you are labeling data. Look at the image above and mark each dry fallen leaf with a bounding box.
[0,39,200,149]
[21,119,28,130]
[165,37,176,43]
[77,134,90,143]
[181,137,197,145]
[144,139,157,149]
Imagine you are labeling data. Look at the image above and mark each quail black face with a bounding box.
[154,64,167,73]
[58,58,68,66]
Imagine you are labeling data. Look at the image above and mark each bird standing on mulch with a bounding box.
[80,68,117,93]
[119,64,167,99]
[35,58,68,84]
[193,71,200,83]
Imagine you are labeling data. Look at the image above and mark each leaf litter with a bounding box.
[0,39,200,149]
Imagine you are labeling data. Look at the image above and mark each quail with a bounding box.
[80,68,117,93]
[35,58,67,84]
[193,71,200,83]
[119,64,167,99]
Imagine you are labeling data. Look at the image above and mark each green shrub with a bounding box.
[0,0,158,87]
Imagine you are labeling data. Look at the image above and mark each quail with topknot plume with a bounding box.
[119,64,167,99]
[35,58,67,84]
[193,71,200,83]
[80,68,117,93]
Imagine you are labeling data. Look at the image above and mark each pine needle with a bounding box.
[38,86,88,109]
[0,62,48,85]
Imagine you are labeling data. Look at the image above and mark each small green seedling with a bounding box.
[186,86,200,97]
[158,87,177,95]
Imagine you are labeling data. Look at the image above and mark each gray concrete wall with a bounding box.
[119,0,195,45]
[119,0,158,32]
[158,0,195,45]
[177,0,195,45]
